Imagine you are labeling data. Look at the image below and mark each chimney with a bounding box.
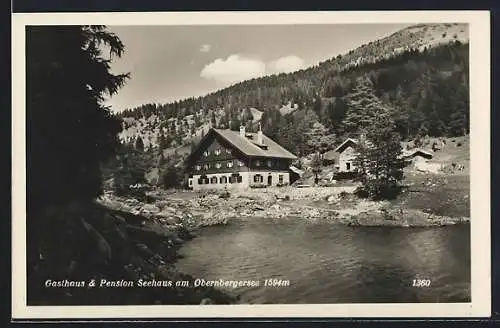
[257,123,263,145]
[239,125,245,137]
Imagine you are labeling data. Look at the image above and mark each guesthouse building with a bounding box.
[185,126,298,191]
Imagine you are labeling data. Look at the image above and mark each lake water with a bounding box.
[176,217,471,304]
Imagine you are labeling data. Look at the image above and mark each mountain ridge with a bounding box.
[116,23,469,155]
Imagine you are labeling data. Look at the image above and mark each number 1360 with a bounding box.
[412,279,431,287]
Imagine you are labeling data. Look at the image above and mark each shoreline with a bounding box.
[106,183,469,229]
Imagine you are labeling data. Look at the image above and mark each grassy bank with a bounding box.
[392,172,469,218]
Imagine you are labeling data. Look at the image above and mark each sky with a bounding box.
[104,24,411,112]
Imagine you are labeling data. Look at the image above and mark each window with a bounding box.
[279,175,284,184]
[203,151,209,157]
[255,160,261,167]
[195,165,201,171]
[231,174,242,184]
[189,180,193,186]
[225,148,231,154]
[215,162,222,169]
[254,174,263,183]
[227,161,234,168]
[198,178,203,184]
[346,162,351,171]
[238,160,245,167]
[210,176,218,184]
[220,176,227,184]
[237,175,243,183]
[214,149,221,155]
[203,163,210,170]
[267,160,273,168]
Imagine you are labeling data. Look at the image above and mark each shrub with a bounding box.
[333,171,359,180]
[339,191,350,199]
[161,166,184,189]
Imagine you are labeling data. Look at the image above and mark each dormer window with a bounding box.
[203,151,209,157]
[227,161,234,168]
[255,160,261,167]
[195,165,201,171]
[238,160,244,167]
[267,160,273,168]
[214,149,221,156]
[203,163,210,170]
[225,148,231,154]
[215,162,222,169]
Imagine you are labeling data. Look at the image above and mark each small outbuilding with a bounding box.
[402,148,433,163]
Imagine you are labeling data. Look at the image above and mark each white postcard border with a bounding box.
[11,10,491,319]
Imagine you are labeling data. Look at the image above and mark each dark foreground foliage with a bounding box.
[26,25,129,211]
[25,25,235,305]
[27,202,236,305]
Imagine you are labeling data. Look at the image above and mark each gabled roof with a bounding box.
[186,128,298,162]
[334,138,358,153]
[402,148,433,158]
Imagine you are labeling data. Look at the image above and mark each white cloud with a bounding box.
[268,55,305,74]
[200,55,266,85]
[199,44,212,52]
[200,54,305,85]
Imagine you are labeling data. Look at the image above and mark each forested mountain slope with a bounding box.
[116,23,469,159]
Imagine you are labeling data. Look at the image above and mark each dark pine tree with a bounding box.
[26,25,129,304]
[354,112,406,200]
[158,131,167,150]
[134,135,144,152]
[27,25,129,210]
[343,78,387,137]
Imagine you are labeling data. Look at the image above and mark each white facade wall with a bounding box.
[192,172,251,191]
[338,145,358,172]
[249,171,290,187]
[191,171,290,191]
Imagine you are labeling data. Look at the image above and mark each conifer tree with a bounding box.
[343,78,386,136]
[354,112,406,200]
[27,25,129,210]
[310,153,323,184]
[112,144,146,196]
[158,131,167,150]
[230,117,241,131]
[210,112,217,127]
[135,135,144,152]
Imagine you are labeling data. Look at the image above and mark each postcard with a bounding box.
[11,10,491,319]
